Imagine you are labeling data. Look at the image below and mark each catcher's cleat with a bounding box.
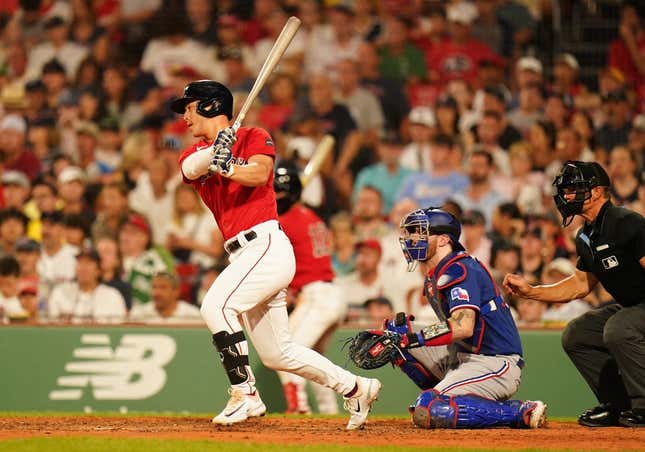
[521,400,547,428]
[344,377,382,431]
[578,404,621,427]
[212,388,267,425]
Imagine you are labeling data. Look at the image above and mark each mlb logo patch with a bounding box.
[602,255,619,269]
[450,287,469,302]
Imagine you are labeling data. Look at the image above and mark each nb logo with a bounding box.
[49,334,176,401]
[601,255,619,269]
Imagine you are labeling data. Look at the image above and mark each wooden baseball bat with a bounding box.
[300,135,335,188]
[232,16,301,132]
[209,16,300,173]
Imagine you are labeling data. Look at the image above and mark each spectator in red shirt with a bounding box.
[426,2,499,87]
[608,3,645,106]
[0,114,41,181]
[258,73,297,134]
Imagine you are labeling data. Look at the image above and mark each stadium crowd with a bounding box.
[0,0,643,328]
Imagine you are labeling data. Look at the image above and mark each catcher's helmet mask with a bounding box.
[399,207,464,271]
[170,80,233,119]
[273,161,302,215]
[553,160,610,227]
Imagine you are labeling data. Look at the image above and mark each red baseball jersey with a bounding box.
[425,39,498,86]
[178,127,277,240]
[279,204,334,291]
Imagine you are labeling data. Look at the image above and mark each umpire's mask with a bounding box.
[553,160,610,227]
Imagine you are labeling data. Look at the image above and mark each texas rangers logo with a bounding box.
[450,287,470,302]
[601,255,619,269]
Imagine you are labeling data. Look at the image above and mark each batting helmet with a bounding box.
[399,207,464,271]
[170,80,233,119]
[552,160,610,226]
[274,161,302,215]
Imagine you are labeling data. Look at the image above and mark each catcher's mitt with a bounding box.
[347,330,403,369]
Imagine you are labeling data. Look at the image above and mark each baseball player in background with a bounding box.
[274,161,345,414]
[375,207,546,428]
[172,80,381,429]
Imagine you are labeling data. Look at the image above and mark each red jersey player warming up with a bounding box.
[274,162,347,414]
[171,80,381,429]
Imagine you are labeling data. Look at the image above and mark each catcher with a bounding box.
[349,207,547,429]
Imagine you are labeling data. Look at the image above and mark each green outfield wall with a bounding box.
[0,326,594,416]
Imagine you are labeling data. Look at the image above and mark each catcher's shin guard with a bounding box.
[412,390,530,428]
[212,331,250,385]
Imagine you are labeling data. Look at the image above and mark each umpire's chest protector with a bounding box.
[576,203,645,307]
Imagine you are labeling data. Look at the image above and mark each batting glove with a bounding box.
[215,126,237,150]
[211,127,237,177]
[212,145,235,177]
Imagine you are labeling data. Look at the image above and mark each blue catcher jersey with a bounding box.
[424,251,522,356]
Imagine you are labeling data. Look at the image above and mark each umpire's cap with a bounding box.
[170,80,233,119]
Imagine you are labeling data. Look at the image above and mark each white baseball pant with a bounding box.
[200,220,357,395]
[277,280,347,413]
[409,341,523,400]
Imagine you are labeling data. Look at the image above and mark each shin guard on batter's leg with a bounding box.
[411,390,547,429]
[212,331,253,390]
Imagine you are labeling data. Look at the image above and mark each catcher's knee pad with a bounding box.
[212,330,249,385]
[413,391,528,429]
[396,350,438,390]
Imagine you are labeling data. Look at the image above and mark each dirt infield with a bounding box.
[0,415,642,450]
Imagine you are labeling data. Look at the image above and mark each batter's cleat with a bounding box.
[618,409,645,428]
[578,404,620,427]
[343,377,382,431]
[521,400,548,428]
[212,388,267,425]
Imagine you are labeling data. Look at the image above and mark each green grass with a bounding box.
[0,437,578,452]
[0,413,583,452]
[0,412,579,423]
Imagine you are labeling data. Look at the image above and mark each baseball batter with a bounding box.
[374,207,546,428]
[274,162,346,414]
[171,80,380,429]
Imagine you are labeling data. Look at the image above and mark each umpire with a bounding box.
[504,160,645,428]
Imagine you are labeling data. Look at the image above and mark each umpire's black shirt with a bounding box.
[575,201,645,307]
